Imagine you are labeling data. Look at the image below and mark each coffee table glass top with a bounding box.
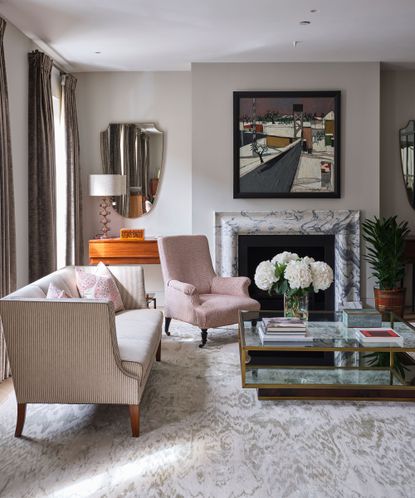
[239,310,415,351]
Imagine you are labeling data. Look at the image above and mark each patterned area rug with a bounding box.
[1,321,415,498]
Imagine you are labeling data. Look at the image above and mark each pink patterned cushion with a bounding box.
[46,283,72,299]
[75,262,125,312]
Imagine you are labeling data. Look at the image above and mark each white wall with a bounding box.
[192,62,381,299]
[380,70,415,232]
[75,71,192,300]
[0,24,391,304]
[3,21,32,288]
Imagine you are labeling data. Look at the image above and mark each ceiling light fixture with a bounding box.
[94,51,101,54]
[299,20,311,25]
[310,9,318,13]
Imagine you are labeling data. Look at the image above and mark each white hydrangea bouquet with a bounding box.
[254,251,333,320]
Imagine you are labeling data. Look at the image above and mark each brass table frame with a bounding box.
[238,311,415,401]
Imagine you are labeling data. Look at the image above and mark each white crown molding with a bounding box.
[32,38,74,73]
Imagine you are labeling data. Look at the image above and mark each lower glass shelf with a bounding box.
[244,367,407,388]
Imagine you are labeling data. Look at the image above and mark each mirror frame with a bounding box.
[399,120,415,209]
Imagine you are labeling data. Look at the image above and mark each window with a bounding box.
[52,68,66,269]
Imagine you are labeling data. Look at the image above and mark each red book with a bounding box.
[359,329,399,338]
[355,328,403,346]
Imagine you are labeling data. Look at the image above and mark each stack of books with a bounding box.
[354,328,404,347]
[258,317,312,345]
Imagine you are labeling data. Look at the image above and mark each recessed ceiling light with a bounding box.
[299,20,311,26]
[94,51,101,54]
[310,9,318,13]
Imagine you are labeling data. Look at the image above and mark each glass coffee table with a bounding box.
[238,310,415,401]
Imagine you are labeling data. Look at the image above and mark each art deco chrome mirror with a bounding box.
[100,123,164,218]
[399,120,415,208]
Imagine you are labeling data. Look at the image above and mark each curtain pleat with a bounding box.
[28,50,57,281]
[62,73,83,266]
[0,17,16,382]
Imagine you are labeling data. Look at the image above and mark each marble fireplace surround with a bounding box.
[214,210,360,310]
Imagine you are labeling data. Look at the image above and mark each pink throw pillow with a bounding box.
[75,262,124,312]
[46,283,72,299]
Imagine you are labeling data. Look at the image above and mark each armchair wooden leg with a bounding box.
[15,403,26,438]
[164,317,172,336]
[199,329,208,348]
[129,405,140,437]
[156,339,161,361]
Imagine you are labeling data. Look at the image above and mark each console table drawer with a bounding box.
[89,238,160,265]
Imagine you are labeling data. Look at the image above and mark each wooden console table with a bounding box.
[89,238,160,265]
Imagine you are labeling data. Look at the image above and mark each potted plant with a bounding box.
[362,216,410,316]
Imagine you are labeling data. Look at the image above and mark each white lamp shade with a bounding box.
[89,174,127,196]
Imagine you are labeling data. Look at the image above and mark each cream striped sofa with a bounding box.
[0,265,162,437]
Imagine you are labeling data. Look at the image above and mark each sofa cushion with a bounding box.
[116,309,162,381]
[35,267,80,297]
[76,262,124,312]
[46,283,72,299]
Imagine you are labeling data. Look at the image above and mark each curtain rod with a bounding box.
[31,49,71,75]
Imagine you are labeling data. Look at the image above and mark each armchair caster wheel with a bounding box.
[199,329,208,348]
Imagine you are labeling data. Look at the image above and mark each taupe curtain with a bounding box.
[0,17,16,381]
[61,73,83,265]
[28,50,56,281]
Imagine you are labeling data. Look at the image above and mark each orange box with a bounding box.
[120,228,145,240]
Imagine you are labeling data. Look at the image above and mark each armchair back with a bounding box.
[158,235,216,294]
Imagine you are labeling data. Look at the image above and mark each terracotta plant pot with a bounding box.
[374,288,406,317]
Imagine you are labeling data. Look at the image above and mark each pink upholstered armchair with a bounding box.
[158,235,260,347]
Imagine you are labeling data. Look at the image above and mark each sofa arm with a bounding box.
[168,280,198,296]
[211,276,251,296]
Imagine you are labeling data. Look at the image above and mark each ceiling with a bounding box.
[1,0,415,71]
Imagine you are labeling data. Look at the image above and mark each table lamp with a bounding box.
[89,174,127,238]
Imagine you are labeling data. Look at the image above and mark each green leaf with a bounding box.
[362,216,409,288]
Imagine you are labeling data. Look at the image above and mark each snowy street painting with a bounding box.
[233,91,341,198]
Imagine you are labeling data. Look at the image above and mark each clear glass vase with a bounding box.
[284,293,309,321]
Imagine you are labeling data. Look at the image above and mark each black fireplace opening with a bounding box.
[238,234,335,311]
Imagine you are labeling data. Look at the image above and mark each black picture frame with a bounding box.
[233,91,341,198]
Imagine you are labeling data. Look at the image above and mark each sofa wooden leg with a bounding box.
[164,317,171,336]
[156,340,161,361]
[15,403,26,438]
[199,329,208,348]
[129,405,140,437]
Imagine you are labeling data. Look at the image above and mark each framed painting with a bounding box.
[233,91,341,198]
